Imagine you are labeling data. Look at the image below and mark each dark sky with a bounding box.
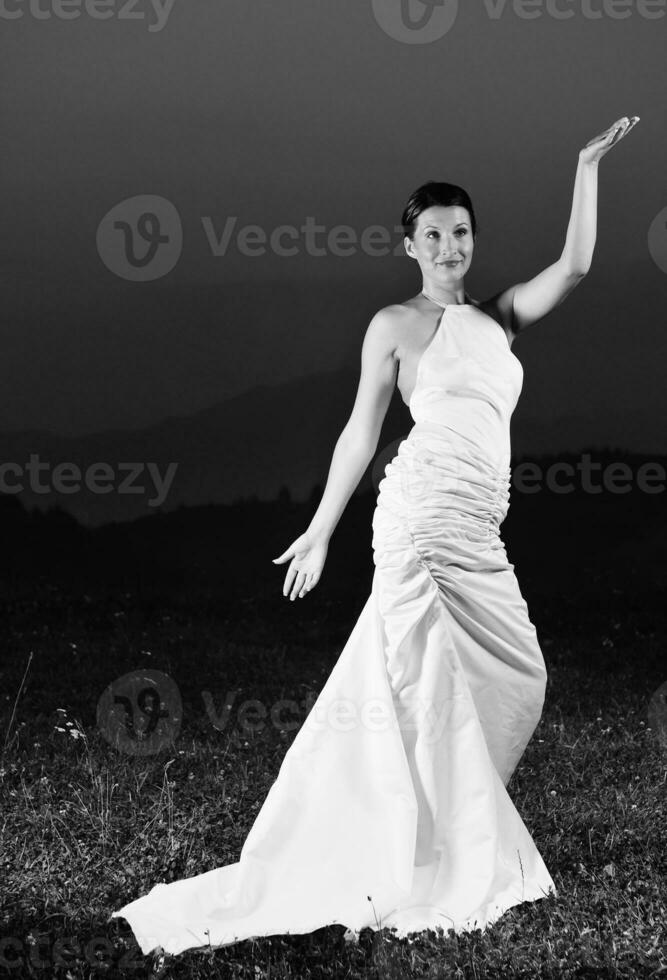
[2,0,666,450]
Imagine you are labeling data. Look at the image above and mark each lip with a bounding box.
[438,261,461,267]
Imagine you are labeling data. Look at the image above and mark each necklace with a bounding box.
[421,289,468,309]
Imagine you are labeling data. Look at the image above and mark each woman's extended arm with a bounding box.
[490,115,640,334]
[272,308,398,600]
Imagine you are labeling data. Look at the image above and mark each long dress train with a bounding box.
[109,302,556,955]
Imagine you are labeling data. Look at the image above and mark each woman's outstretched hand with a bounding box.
[580,115,640,165]
[272,531,329,600]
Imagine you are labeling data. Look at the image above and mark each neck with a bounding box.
[421,286,468,308]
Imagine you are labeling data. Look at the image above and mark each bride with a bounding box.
[111,115,639,957]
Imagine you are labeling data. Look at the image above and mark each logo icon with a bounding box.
[371,0,459,44]
[96,195,182,281]
[97,669,182,756]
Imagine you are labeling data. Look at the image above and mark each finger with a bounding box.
[272,548,293,564]
[611,118,637,146]
[605,116,630,142]
[606,117,629,140]
[609,124,627,144]
[609,115,628,132]
[290,571,307,601]
[620,116,640,138]
[299,574,315,598]
[585,130,609,148]
[285,564,305,599]
[283,567,298,596]
[585,125,619,149]
[611,116,632,138]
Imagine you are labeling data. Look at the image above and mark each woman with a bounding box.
[111,115,639,955]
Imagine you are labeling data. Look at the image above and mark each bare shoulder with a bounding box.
[368,302,415,329]
[473,290,517,348]
[365,302,415,358]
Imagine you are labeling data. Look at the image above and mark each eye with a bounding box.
[456,228,468,237]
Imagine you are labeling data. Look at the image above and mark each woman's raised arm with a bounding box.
[489,115,640,335]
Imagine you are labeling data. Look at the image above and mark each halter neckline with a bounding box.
[421,289,471,309]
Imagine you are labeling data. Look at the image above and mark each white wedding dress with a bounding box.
[110,302,556,955]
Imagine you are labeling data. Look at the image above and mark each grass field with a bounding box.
[1,490,665,979]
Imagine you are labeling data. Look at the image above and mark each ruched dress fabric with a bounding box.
[110,302,556,956]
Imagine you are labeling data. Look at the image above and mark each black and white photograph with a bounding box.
[1,2,665,977]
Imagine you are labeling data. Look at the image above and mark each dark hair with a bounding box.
[401,181,477,241]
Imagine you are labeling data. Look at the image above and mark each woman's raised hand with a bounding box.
[272,531,329,600]
[580,115,640,165]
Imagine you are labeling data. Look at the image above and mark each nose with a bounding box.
[439,240,461,259]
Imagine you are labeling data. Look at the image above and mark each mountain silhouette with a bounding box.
[0,367,658,527]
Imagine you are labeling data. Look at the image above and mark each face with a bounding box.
[404,205,475,287]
